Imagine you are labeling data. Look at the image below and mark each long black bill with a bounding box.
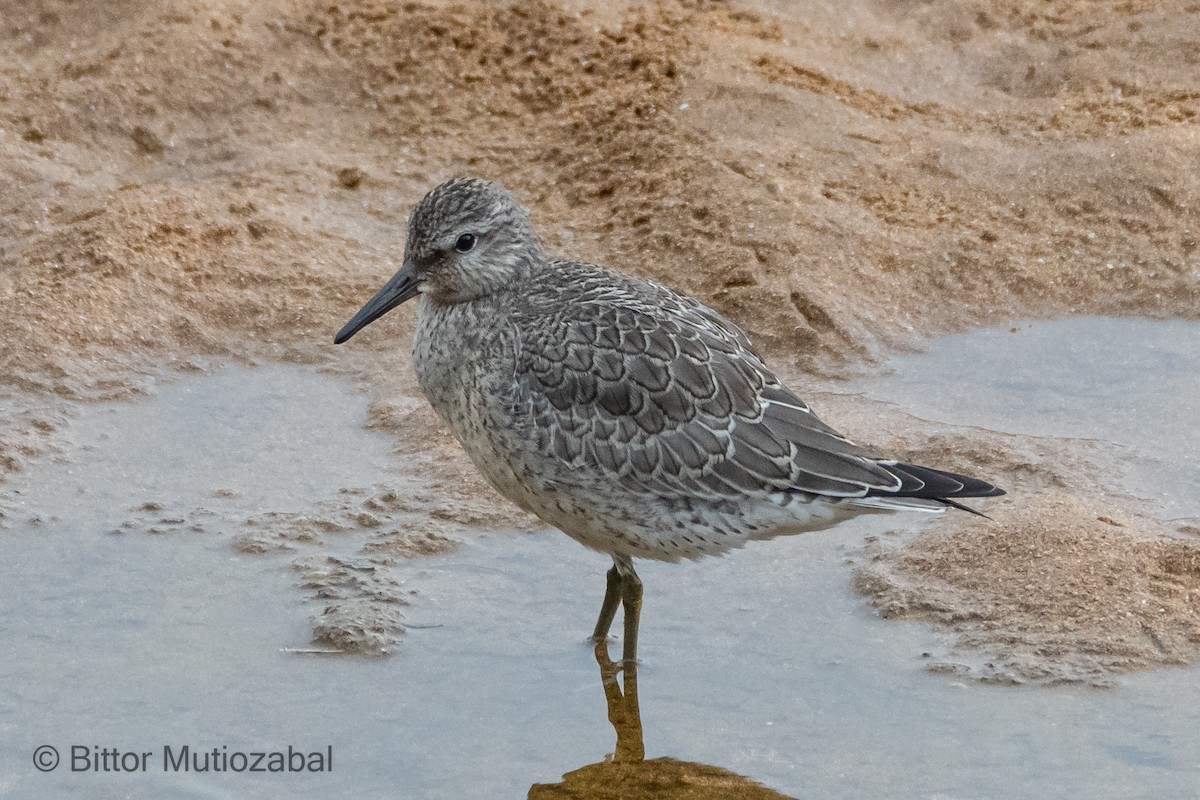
[334,262,421,344]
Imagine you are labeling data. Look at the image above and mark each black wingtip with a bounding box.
[867,461,1006,516]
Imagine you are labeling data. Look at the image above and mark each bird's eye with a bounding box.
[454,233,477,253]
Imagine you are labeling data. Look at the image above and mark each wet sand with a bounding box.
[840,318,1200,685]
[2,0,1200,687]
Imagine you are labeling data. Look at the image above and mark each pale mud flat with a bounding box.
[2,0,1200,797]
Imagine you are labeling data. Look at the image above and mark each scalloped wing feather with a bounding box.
[515,261,907,503]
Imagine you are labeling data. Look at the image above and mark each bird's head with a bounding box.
[335,177,542,343]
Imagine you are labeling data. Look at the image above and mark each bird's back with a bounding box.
[508,259,896,496]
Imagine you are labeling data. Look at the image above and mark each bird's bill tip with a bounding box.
[334,263,420,344]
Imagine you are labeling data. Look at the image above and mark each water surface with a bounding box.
[3,319,1199,798]
[866,317,1200,519]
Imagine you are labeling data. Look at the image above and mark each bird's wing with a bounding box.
[513,262,903,501]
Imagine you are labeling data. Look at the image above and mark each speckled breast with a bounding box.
[411,297,539,507]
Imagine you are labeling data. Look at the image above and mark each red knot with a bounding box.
[335,177,1004,665]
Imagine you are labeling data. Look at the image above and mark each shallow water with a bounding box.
[0,365,401,798]
[865,317,1200,520]
[2,320,1199,799]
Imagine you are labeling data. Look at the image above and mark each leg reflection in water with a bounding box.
[527,645,797,799]
[595,638,645,763]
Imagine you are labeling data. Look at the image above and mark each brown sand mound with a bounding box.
[809,393,1200,685]
[5,0,1199,394]
[855,494,1200,686]
[530,757,796,800]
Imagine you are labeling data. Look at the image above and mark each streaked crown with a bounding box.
[404,178,544,304]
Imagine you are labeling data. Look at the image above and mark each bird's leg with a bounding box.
[593,556,643,667]
[592,565,623,646]
[589,559,644,761]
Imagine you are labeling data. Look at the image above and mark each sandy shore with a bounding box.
[2,0,1198,681]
